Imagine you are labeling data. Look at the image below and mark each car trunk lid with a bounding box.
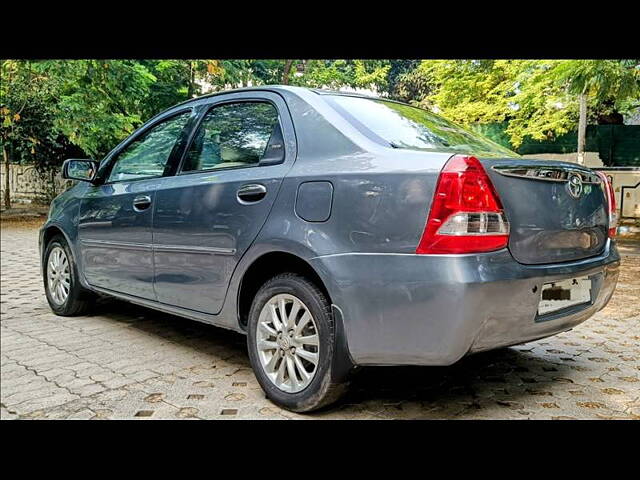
[480,158,609,265]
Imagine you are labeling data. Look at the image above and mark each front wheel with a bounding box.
[43,234,94,316]
[247,273,349,412]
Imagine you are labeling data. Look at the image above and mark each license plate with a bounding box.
[537,276,592,316]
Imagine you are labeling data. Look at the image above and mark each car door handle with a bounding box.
[237,184,267,204]
[132,195,152,211]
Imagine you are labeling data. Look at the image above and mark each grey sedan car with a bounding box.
[40,86,620,412]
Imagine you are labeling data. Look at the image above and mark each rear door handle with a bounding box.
[133,195,152,211]
[237,184,267,204]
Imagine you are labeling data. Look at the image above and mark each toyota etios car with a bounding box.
[41,86,620,412]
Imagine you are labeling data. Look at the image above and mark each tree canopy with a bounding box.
[2,58,638,169]
[403,59,639,147]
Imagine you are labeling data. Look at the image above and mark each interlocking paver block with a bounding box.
[1,222,639,419]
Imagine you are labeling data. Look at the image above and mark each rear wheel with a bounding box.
[247,273,349,412]
[43,235,94,316]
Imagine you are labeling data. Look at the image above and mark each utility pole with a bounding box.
[576,91,587,165]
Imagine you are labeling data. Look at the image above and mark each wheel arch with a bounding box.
[237,251,332,329]
[40,222,89,288]
[42,224,67,249]
[41,224,73,264]
[40,223,77,261]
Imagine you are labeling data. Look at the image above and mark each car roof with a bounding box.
[151,85,413,126]
[174,85,386,107]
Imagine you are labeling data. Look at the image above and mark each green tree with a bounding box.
[352,60,391,91]
[386,59,421,99]
[550,60,640,164]
[504,61,582,148]
[406,59,640,153]
[34,60,157,159]
[1,60,84,207]
[6,58,636,209]
[141,60,193,116]
[414,60,579,147]
[250,60,293,85]
[291,60,391,92]
[291,60,353,89]
[388,60,431,102]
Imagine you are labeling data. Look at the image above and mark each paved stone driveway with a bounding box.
[1,222,639,420]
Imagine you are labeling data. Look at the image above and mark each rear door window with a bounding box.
[182,102,281,172]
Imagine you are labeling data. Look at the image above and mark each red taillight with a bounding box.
[416,155,509,254]
[596,171,618,238]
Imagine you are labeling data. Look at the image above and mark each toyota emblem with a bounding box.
[567,173,583,199]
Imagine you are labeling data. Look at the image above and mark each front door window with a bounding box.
[107,111,191,183]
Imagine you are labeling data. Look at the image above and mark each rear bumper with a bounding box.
[310,240,620,366]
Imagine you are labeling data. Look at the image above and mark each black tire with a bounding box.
[43,234,94,316]
[247,273,349,412]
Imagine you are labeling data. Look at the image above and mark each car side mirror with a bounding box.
[62,159,99,183]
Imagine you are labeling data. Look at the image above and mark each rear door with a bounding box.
[152,91,296,313]
[482,159,609,264]
[78,110,192,299]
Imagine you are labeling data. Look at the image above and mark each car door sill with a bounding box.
[89,284,241,333]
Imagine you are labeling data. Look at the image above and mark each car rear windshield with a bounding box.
[327,94,517,157]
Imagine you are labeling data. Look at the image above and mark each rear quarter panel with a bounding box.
[216,89,453,330]
[263,88,454,256]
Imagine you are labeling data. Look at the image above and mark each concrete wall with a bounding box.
[1,164,73,206]
[602,170,640,219]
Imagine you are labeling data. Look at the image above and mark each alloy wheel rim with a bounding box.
[47,246,71,305]
[256,293,320,393]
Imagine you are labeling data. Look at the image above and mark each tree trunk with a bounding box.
[51,167,57,201]
[282,60,294,85]
[3,144,11,210]
[577,92,587,165]
[187,61,196,98]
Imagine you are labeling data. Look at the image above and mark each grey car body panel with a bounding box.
[40,85,620,367]
[309,242,619,365]
[78,177,160,299]
[151,91,297,314]
[482,158,608,265]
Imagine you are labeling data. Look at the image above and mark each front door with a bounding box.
[152,93,295,314]
[78,110,191,299]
